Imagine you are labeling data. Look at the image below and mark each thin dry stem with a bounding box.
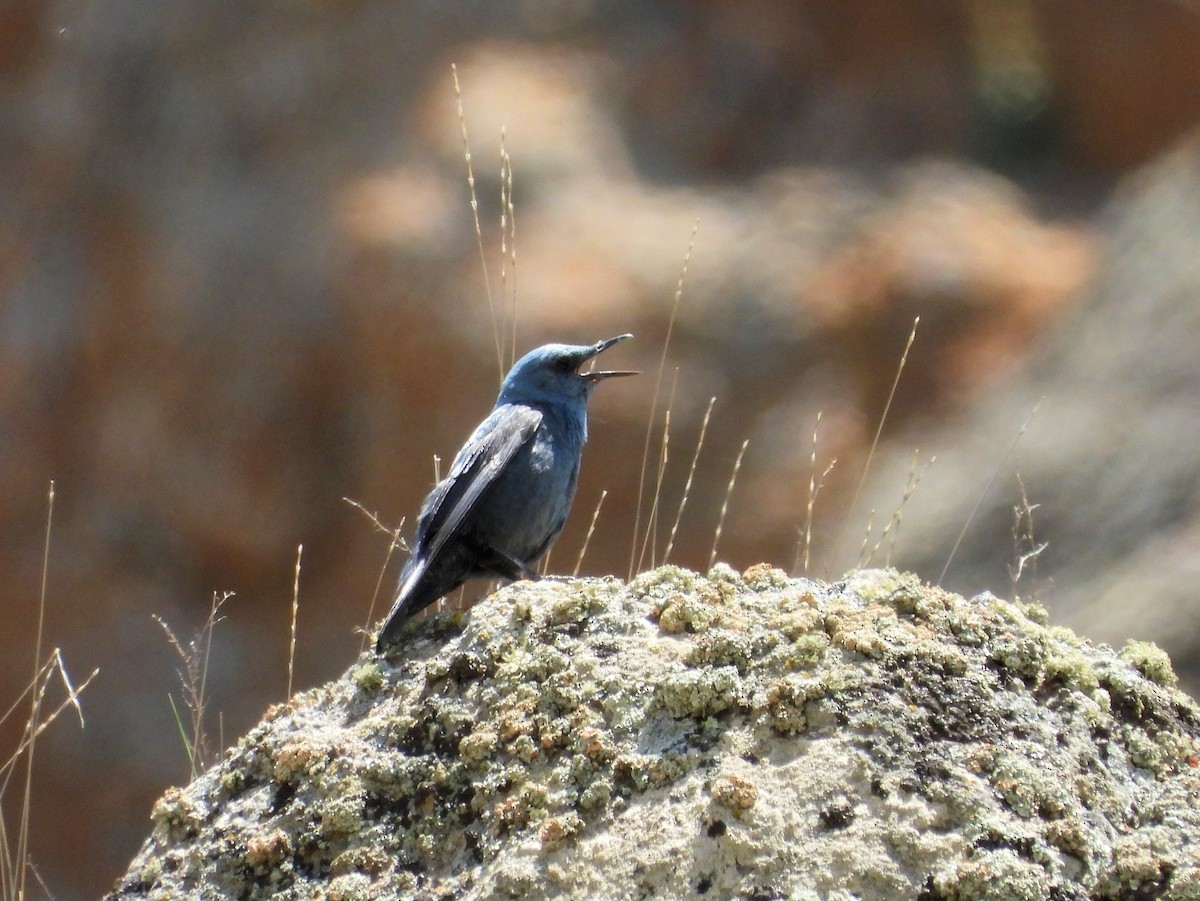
[2,649,98,901]
[341,497,406,650]
[664,396,715,565]
[709,438,749,569]
[196,592,221,762]
[0,680,38,734]
[861,450,935,568]
[794,412,838,576]
[14,482,52,900]
[153,591,234,778]
[7,482,54,901]
[885,452,935,567]
[636,403,672,573]
[287,544,302,700]
[3,484,95,901]
[453,63,503,381]
[858,509,876,569]
[1009,473,1047,598]
[629,220,698,579]
[832,316,919,567]
[446,584,468,615]
[2,654,96,779]
[573,489,608,578]
[499,132,518,369]
[940,400,1042,584]
[343,497,407,541]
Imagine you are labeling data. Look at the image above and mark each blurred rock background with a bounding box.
[1,1,1198,898]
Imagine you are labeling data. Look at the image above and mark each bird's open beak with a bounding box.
[582,333,639,381]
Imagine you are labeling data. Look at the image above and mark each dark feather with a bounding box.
[418,405,543,568]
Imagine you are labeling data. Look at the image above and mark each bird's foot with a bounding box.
[478,547,540,583]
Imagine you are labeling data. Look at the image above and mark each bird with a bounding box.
[375,334,636,652]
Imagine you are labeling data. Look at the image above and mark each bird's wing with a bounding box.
[418,404,543,567]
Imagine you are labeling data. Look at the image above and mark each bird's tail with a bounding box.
[377,553,470,652]
[375,556,428,653]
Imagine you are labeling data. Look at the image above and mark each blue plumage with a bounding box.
[375,334,635,652]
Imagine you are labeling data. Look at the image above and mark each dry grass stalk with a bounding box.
[342,498,406,650]
[795,412,837,576]
[452,63,504,381]
[940,400,1041,584]
[573,489,609,578]
[288,544,302,700]
[709,438,749,569]
[153,591,234,779]
[629,220,698,579]
[860,450,935,568]
[1009,473,1048,598]
[664,397,716,565]
[831,316,920,568]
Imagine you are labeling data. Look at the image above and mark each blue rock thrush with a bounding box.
[375,334,636,652]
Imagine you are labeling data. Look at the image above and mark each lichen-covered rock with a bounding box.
[106,567,1200,900]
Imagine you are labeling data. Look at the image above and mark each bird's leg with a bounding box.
[477,546,540,583]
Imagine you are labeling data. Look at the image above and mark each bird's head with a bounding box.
[498,334,638,406]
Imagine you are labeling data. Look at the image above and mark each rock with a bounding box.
[107,567,1200,900]
[850,135,1200,699]
[1,4,1188,894]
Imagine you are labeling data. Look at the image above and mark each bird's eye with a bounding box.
[554,358,574,374]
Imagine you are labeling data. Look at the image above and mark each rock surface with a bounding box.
[107,566,1200,900]
[853,135,1200,699]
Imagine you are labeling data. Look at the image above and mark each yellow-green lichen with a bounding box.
[932,848,1051,900]
[741,563,791,591]
[630,565,700,599]
[243,829,292,870]
[655,592,719,634]
[136,857,163,887]
[1042,647,1099,691]
[614,749,695,791]
[459,725,499,764]
[109,567,1200,901]
[273,739,330,783]
[847,569,923,607]
[764,674,828,735]
[706,562,744,593]
[492,781,549,832]
[578,777,612,810]
[326,872,372,901]
[769,603,824,640]
[987,752,1070,820]
[150,787,204,843]
[783,631,831,670]
[986,629,1051,682]
[1124,727,1164,772]
[655,665,743,719]
[686,628,760,673]
[351,661,385,695]
[1120,640,1179,689]
[329,846,392,878]
[219,766,246,795]
[317,783,366,838]
[826,605,893,659]
[1018,600,1051,626]
[547,583,609,626]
